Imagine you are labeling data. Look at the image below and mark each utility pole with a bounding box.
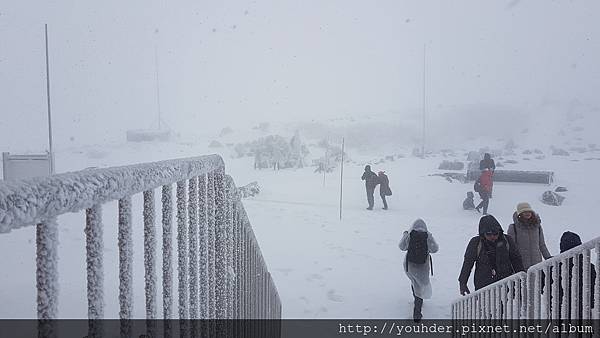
[45,24,55,173]
[421,43,426,159]
[154,44,162,130]
[339,137,345,220]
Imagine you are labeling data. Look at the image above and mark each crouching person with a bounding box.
[463,191,475,210]
[458,215,524,295]
[399,219,439,322]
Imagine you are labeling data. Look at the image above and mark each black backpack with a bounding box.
[474,180,482,193]
[407,230,429,264]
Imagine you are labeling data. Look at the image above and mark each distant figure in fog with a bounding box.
[361,165,379,210]
[378,171,392,210]
[399,219,438,322]
[463,191,475,210]
[479,153,496,171]
[474,169,493,214]
[458,215,524,295]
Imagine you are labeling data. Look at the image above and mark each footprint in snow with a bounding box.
[327,289,344,302]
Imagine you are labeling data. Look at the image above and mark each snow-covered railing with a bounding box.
[526,236,600,320]
[452,236,600,322]
[452,272,528,322]
[0,155,281,335]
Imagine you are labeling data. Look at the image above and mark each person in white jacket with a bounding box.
[398,219,439,322]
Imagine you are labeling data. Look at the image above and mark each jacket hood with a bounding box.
[484,153,491,160]
[560,231,582,253]
[364,165,371,172]
[479,215,503,235]
[411,218,428,232]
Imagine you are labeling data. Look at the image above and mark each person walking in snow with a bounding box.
[398,219,439,322]
[506,202,552,270]
[479,153,496,171]
[463,191,475,210]
[361,165,379,210]
[378,171,392,210]
[474,169,493,214]
[458,215,524,295]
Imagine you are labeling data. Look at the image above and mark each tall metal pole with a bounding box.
[339,137,344,220]
[45,24,55,173]
[154,45,162,130]
[421,43,426,159]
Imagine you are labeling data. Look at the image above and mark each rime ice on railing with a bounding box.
[0,154,281,330]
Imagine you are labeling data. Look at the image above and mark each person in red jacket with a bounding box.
[475,169,493,215]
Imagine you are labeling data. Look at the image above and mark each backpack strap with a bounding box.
[429,255,434,276]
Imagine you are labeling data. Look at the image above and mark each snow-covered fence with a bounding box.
[526,236,600,320]
[452,272,528,322]
[0,155,281,329]
[452,236,600,322]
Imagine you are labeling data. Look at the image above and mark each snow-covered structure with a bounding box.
[0,155,281,335]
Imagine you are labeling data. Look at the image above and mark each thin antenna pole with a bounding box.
[154,44,162,130]
[323,136,328,187]
[421,43,426,159]
[45,24,54,173]
[339,137,345,220]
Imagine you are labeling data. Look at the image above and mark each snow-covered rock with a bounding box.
[238,182,260,198]
[541,191,565,206]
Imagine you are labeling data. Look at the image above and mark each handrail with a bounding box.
[0,154,224,232]
[452,236,600,321]
[0,154,281,337]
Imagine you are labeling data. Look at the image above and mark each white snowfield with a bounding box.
[0,140,599,319]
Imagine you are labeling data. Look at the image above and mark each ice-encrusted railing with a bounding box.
[0,155,281,335]
[452,237,600,322]
[452,272,528,322]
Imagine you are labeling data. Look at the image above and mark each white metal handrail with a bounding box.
[452,236,600,321]
[0,155,281,337]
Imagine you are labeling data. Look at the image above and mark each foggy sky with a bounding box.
[1,0,599,150]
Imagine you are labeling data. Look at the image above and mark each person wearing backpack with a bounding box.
[474,169,493,214]
[398,219,439,322]
[506,202,552,270]
[458,215,524,295]
[378,171,392,210]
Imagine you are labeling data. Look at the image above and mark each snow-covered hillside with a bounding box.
[1,108,599,319]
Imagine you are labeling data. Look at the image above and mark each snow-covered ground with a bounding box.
[1,113,600,319]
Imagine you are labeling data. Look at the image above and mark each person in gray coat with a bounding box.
[507,202,552,270]
[399,219,439,322]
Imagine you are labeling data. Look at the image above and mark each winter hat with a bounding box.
[478,214,503,235]
[560,231,582,253]
[516,202,534,215]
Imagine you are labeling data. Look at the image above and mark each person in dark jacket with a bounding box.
[458,215,524,295]
[558,231,596,318]
[463,191,475,210]
[479,153,496,171]
[378,171,391,210]
[361,165,379,210]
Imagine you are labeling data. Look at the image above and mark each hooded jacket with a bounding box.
[507,211,551,270]
[558,231,596,314]
[399,219,439,299]
[479,153,496,171]
[459,215,524,290]
[361,165,379,190]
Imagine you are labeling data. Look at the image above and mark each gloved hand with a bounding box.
[460,282,470,296]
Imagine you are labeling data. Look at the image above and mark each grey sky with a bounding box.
[1,0,599,150]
